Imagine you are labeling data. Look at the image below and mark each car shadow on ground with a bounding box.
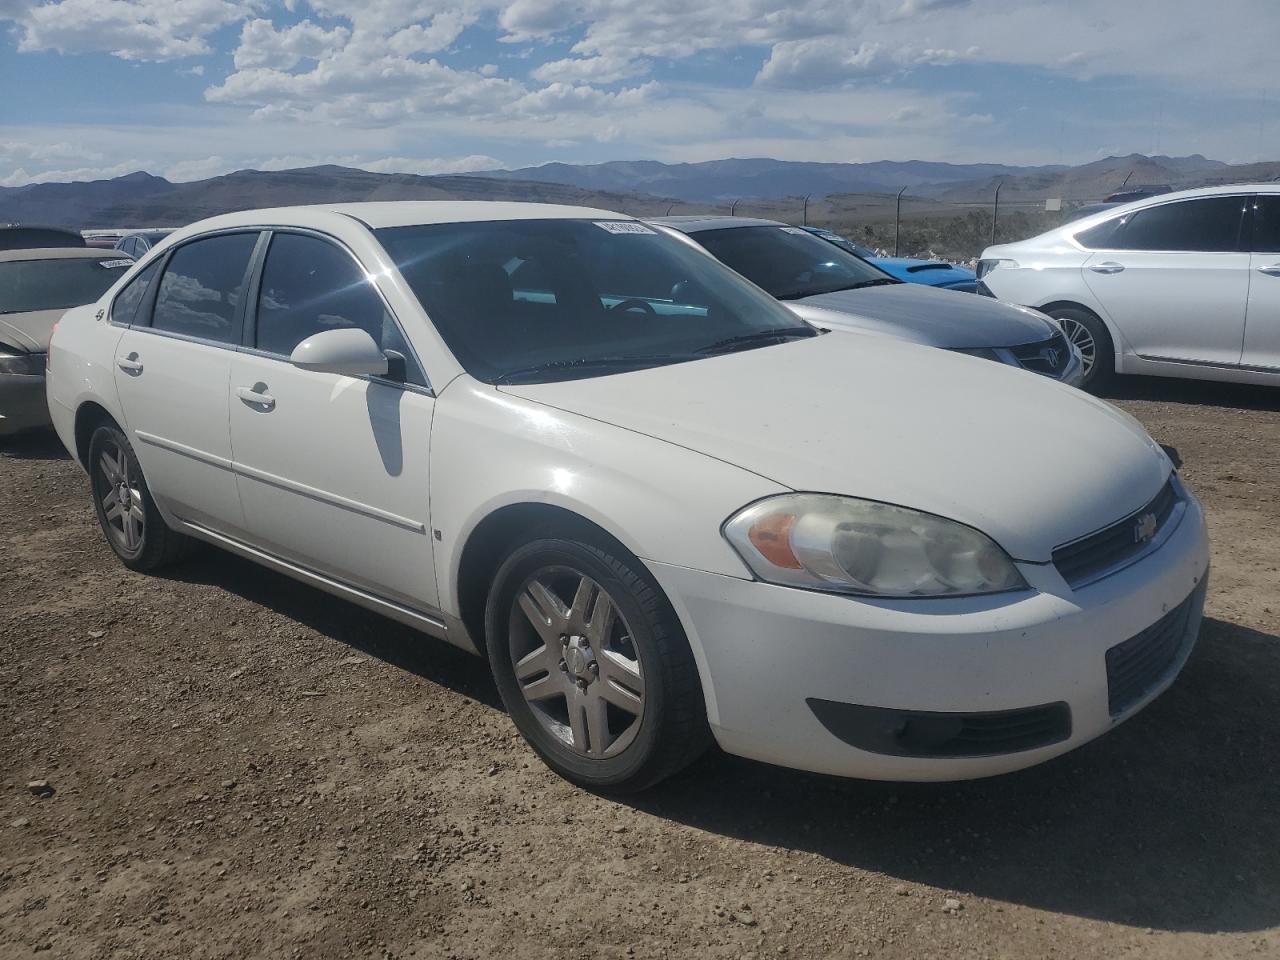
[0,428,71,460]
[166,550,1278,934]
[1100,376,1280,412]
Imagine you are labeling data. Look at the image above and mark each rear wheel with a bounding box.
[1047,305,1113,392]
[485,534,710,792]
[88,424,190,571]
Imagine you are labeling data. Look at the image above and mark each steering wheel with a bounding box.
[608,298,657,317]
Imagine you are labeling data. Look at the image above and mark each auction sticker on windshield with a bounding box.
[594,221,656,235]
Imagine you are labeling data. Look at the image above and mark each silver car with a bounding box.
[650,216,1083,386]
[1,247,133,437]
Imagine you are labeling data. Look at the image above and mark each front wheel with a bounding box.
[485,535,710,792]
[1048,306,1114,392]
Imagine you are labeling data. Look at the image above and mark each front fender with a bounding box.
[428,379,786,620]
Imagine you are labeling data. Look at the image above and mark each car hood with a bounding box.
[498,333,1169,562]
[0,308,63,353]
[872,257,976,286]
[788,282,1054,349]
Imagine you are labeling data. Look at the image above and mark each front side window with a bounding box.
[110,261,160,324]
[0,257,132,314]
[1075,217,1125,250]
[150,233,258,343]
[692,226,895,300]
[254,232,422,384]
[1110,197,1247,253]
[375,219,816,384]
[1252,196,1280,252]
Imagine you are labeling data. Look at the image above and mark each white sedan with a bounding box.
[47,202,1209,792]
[979,183,1280,391]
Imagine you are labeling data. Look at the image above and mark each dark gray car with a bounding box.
[649,216,1083,386]
[0,248,133,437]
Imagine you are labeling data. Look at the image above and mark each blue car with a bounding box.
[802,226,978,293]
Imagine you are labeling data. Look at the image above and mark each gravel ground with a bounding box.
[2,377,1278,960]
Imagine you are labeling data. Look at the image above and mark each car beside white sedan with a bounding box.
[48,201,1208,792]
[979,183,1280,391]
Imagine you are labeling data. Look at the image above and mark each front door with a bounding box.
[1080,194,1250,367]
[227,230,439,612]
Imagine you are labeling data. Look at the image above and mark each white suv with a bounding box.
[47,202,1208,792]
[979,184,1280,391]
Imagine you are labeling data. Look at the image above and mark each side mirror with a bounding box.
[289,327,388,377]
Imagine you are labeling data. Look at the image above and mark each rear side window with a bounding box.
[151,233,258,343]
[0,257,131,313]
[1075,218,1125,250]
[254,233,423,384]
[110,261,160,324]
[1111,197,1247,252]
[1252,196,1280,252]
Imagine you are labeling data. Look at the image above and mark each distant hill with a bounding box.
[0,165,686,229]
[932,154,1239,202]
[468,157,1066,201]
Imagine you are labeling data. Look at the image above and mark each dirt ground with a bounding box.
[2,376,1278,960]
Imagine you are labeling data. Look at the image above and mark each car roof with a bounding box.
[1063,181,1280,232]
[0,247,132,263]
[176,201,632,237]
[648,216,785,234]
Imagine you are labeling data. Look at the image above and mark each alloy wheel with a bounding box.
[96,441,145,553]
[1058,316,1096,376]
[507,566,645,759]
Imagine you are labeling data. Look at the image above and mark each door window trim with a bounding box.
[240,226,433,395]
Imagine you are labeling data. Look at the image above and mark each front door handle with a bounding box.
[1089,262,1126,275]
[1257,263,1280,277]
[236,384,276,411]
[116,353,143,374]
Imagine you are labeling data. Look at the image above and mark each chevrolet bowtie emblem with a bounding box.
[1134,512,1158,544]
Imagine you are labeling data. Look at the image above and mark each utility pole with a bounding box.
[894,186,907,256]
[730,199,739,216]
[991,178,1005,247]
[802,194,811,225]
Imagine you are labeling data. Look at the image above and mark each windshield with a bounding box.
[375,219,816,384]
[0,257,131,314]
[692,225,897,300]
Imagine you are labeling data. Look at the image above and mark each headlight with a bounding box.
[724,494,1027,598]
[975,258,1018,279]
[0,352,45,376]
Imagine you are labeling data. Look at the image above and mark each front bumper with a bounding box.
[647,490,1209,781]
[0,373,50,437]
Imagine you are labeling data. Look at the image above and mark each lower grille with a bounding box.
[1010,331,1072,376]
[1105,588,1199,716]
[806,698,1071,758]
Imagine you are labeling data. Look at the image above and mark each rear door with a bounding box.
[1079,195,1250,366]
[112,231,262,533]
[1243,194,1280,372]
[227,230,439,611]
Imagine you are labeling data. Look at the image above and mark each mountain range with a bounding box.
[3,154,1278,230]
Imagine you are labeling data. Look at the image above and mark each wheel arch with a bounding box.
[1038,300,1121,366]
[72,401,120,471]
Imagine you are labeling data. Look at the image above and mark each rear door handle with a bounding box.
[236,384,276,411]
[1257,263,1280,277]
[1089,262,1125,275]
[116,353,143,374]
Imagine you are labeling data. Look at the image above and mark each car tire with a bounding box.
[485,533,711,792]
[1048,306,1114,392]
[88,423,191,571]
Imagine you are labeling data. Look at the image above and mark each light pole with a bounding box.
[802,194,811,225]
[991,178,1005,247]
[894,186,907,256]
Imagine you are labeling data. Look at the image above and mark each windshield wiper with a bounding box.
[492,354,690,384]
[776,278,900,299]
[695,327,815,356]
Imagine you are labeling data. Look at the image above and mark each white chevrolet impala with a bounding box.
[47,202,1209,792]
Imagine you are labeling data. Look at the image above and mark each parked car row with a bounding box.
[44,200,1208,792]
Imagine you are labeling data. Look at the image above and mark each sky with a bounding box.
[1,0,1278,188]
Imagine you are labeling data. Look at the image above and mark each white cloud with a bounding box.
[15,0,254,61]
[530,53,648,84]
[233,19,350,70]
